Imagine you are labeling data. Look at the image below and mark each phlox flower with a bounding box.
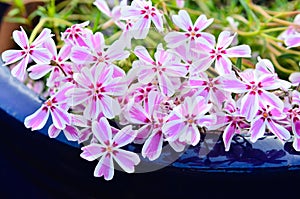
[189,72,230,109]
[222,68,284,121]
[284,91,300,151]
[249,104,290,143]
[27,38,73,87]
[67,66,126,119]
[133,44,187,97]
[80,117,140,180]
[71,32,129,77]
[164,10,214,48]
[162,96,215,146]
[214,100,249,151]
[126,90,165,160]
[24,83,74,131]
[61,21,92,47]
[278,14,300,41]
[2,27,52,81]
[121,0,163,39]
[195,30,251,75]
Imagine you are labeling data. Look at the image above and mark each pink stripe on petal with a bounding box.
[172,10,192,31]
[48,124,61,138]
[226,45,251,57]
[121,7,141,18]
[197,32,216,46]
[221,77,248,93]
[80,143,105,161]
[58,44,72,61]
[2,50,25,65]
[104,79,127,96]
[24,106,49,131]
[31,28,52,47]
[128,103,150,124]
[11,55,29,81]
[131,18,151,39]
[241,92,259,121]
[158,73,175,97]
[92,117,112,145]
[164,32,187,48]
[113,149,140,173]
[138,68,156,84]
[162,120,184,141]
[71,47,93,64]
[99,95,121,119]
[50,106,70,130]
[13,27,29,49]
[151,12,163,32]
[94,154,114,180]
[84,97,100,119]
[249,117,266,142]
[30,48,51,64]
[215,56,232,75]
[189,125,201,146]
[135,124,152,144]
[113,126,136,147]
[266,120,291,141]
[216,31,235,49]
[223,122,236,151]
[93,0,112,17]
[27,64,52,79]
[142,131,164,161]
[285,34,300,48]
[67,88,90,106]
[106,42,130,61]
[134,46,154,64]
[78,128,92,143]
[64,125,79,141]
[294,121,300,137]
[259,91,284,109]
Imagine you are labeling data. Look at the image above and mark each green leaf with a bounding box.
[236,58,242,69]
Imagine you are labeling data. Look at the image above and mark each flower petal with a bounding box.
[249,117,266,142]
[172,10,192,31]
[27,64,53,79]
[11,55,29,81]
[215,56,232,75]
[92,117,112,145]
[30,48,51,64]
[81,143,105,161]
[1,50,25,65]
[113,125,137,147]
[226,45,251,57]
[113,149,140,173]
[48,124,61,138]
[99,95,121,119]
[222,122,236,151]
[266,120,291,141]
[241,92,259,121]
[13,27,29,49]
[94,154,114,180]
[142,131,164,161]
[64,125,80,141]
[50,106,71,130]
[134,46,154,64]
[24,106,49,131]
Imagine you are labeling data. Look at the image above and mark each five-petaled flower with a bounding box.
[80,117,140,180]
[195,30,251,75]
[162,96,215,146]
[249,104,290,143]
[25,83,74,131]
[165,10,214,48]
[121,0,163,39]
[2,27,52,81]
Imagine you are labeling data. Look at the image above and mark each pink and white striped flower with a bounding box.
[121,0,163,39]
[2,27,52,81]
[24,83,74,131]
[164,10,214,48]
[195,31,251,75]
[67,66,126,119]
[222,68,284,121]
[162,96,215,146]
[189,72,230,109]
[80,117,140,180]
[27,39,73,87]
[249,104,290,143]
[284,91,300,151]
[126,90,165,160]
[61,21,92,47]
[133,44,187,97]
[216,100,249,151]
[71,32,129,77]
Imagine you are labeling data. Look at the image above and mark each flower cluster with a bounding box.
[2,0,300,180]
